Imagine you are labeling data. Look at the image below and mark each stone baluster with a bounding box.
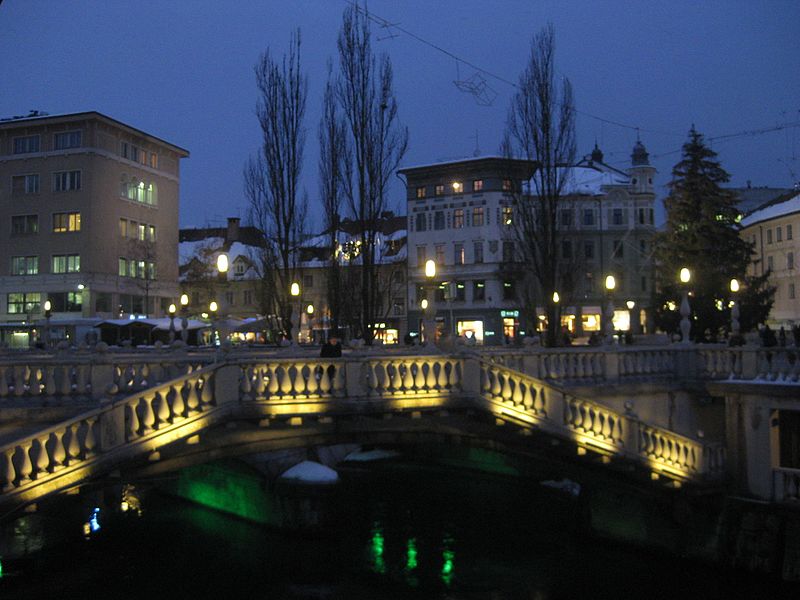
[18,442,34,483]
[153,392,170,428]
[33,436,50,477]
[51,430,68,470]
[185,380,200,413]
[66,424,81,463]
[83,418,98,457]
[169,385,184,420]
[57,365,71,396]
[1,448,17,491]
[201,376,214,407]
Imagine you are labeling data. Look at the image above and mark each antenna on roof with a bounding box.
[471,130,480,157]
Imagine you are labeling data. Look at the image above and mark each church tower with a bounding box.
[628,139,656,195]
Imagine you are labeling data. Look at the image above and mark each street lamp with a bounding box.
[422,259,437,344]
[679,267,692,344]
[290,282,300,343]
[168,303,177,343]
[306,303,314,343]
[180,293,189,343]
[209,301,218,346]
[604,275,616,345]
[729,278,742,345]
[43,299,52,349]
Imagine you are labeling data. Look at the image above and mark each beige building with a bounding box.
[739,191,800,327]
[0,111,188,337]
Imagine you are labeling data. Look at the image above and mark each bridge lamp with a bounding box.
[729,278,741,344]
[552,291,560,304]
[626,300,635,310]
[209,301,218,314]
[420,298,429,310]
[167,303,177,342]
[216,253,229,274]
[290,282,300,296]
[179,294,189,343]
[425,259,436,279]
[180,293,189,307]
[603,276,615,345]
[306,304,314,314]
[605,275,616,291]
[679,267,691,284]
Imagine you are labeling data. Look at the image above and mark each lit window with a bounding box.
[472,206,484,227]
[435,245,445,265]
[52,254,80,274]
[502,179,512,192]
[455,243,464,265]
[118,258,127,276]
[138,223,146,241]
[435,184,444,196]
[502,206,513,227]
[53,212,81,233]
[53,131,82,150]
[452,181,463,194]
[149,225,156,241]
[7,292,41,314]
[119,218,128,238]
[472,180,483,192]
[416,186,426,199]
[416,246,426,265]
[11,256,38,275]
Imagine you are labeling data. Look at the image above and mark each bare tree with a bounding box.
[502,25,577,346]
[318,61,350,336]
[244,29,308,340]
[335,4,408,343]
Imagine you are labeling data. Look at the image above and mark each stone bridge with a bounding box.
[0,342,798,513]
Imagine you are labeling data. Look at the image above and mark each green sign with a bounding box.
[500,310,519,318]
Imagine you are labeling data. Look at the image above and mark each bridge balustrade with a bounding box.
[773,467,800,502]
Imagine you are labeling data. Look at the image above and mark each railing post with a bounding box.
[98,403,126,452]
[739,346,759,380]
[345,359,367,399]
[91,361,115,400]
[214,365,240,405]
[623,415,639,455]
[522,353,540,379]
[462,357,480,396]
[603,348,620,383]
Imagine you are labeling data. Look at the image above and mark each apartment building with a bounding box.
[399,143,657,344]
[739,191,800,326]
[0,111,188,336]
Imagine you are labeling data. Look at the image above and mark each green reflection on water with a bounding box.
[370,523,386,574]
[405,538,418,571]
[441,535,454,586]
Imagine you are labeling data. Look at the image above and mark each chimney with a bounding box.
[226,217,240,243]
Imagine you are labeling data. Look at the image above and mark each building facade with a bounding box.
[739,191,800,327]
[0,111,188,341]
[400,144,657,345]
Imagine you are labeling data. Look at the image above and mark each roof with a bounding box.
[398,155,536,175]
[0,111,189,156]
[729,186,796,215]
[739,192,800,227]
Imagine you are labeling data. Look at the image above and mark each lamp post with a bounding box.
[216,253,229,344]
[290,281,300,343]
[306,303,314,344]
[180,293,189,343]
[729,278,742,345]
[43,299,52,349]
[168,303,177,343]
[679,267,692,344]
[604,275,616,345]
[423,259,436,345]
[209,301,218,346]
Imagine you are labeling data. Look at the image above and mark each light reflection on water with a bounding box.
[0,461,796,599]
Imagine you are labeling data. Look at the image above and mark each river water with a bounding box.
[0,459,794,599]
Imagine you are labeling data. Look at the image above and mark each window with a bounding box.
[452,181,463,194]
[120,142,129,158]
[638,208,646,225]
[613,239,624,258]
[502,241,515,262]
[53,131,82,150]
[48,292,82,313]
[95,292,111,313]
[52,254,80,274]
[502,179,512,191]
[303,275,314,289]
[150,152,158,169]
[768,255,774,270]
[502,206,513,227]
[118,258,127,276]
[12,174,39,194]
[584,241,595,260]
[648,208,654,224]
[641,276,647,292]
[583,209,595,226]
[435,282,447,302]
[502,280,515,300]
[11,256,38,275]
[128,220,138,238]
[790,284,796,300]
[472,179,483,192]
[474,241,483,264]
[435,184,444,196]
[138,223,146,241]
[416,186,426,199]
[12,214,38,234]
[243,290,254,305]
[453,209,464,229]
[612,208,624,226]
[472,206,484,227]
[225,291,235,306]
[767,229,773,244]
[119,218,128,238]
[454,281,466,301]
[640,239,647,253]
[234,260,246,276]
[52,212,81,233]
[560,209,572,228]
[415,212,427,232]
[777,227,783,242]
[789,252,794,270]
[434,211,445,230]
[149,225,157,242]
[787,224,793,240]
[416,246,426,266]
[13,135,39,154]
[561,239,572,259]
[53,170,81,191]
[416,285,427,304]
[7,292,41,314]
[435,245,445,265]
[473,280,485,301]
[454,243,464,265]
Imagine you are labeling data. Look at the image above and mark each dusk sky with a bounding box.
[2,1,798,229]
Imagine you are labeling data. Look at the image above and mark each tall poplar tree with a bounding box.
[654,127,774,340]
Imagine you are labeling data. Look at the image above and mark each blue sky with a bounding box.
[1,0,798,228]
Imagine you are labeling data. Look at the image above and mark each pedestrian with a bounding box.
[320,333,342,358]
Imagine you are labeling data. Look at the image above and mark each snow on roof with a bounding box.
[739,192,800,227]
[279,460,339,484]
[399,154,523,172]
[179,237,224,265]
[530,165,629,196]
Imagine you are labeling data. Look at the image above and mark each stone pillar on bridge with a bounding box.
[345,360,368,398]
[99,402,127,453]
[214,365,241,405]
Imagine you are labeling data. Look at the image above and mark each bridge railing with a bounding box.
[773,467,800,503]
[0,363,226,507]
[477,358,726,481]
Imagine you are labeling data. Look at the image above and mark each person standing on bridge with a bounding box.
[320,333,342,358]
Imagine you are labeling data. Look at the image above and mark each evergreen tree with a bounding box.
[654,127,774,341]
